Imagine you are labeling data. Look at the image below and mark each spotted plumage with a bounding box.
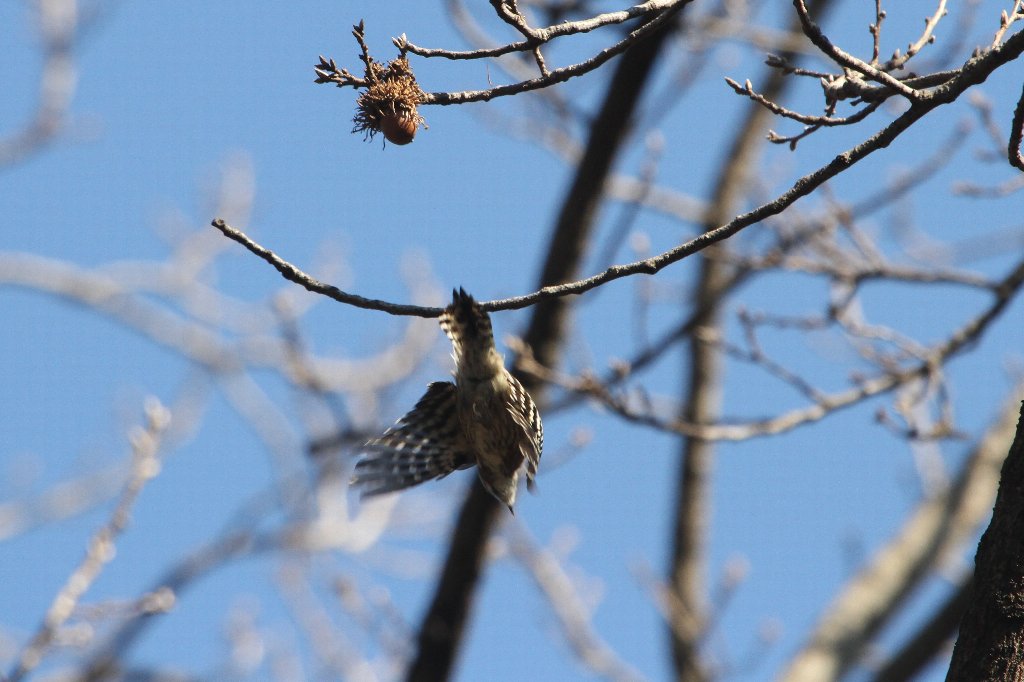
[352,288,543,512]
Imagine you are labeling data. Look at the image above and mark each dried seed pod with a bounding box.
[379,110,418,145]
[352,56,427,146]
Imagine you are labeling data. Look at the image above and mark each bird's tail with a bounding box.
[439,287,495,366]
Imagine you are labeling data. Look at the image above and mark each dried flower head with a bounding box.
[353,56,426,145]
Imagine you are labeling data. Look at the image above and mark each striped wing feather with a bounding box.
[353,382,473,496]
[506,371,543,488]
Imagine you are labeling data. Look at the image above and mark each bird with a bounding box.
[352,288,543,513]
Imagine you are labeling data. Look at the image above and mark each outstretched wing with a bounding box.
[352,381,474,497]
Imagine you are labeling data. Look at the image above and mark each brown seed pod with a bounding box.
[379,111,418,145]
[352,56,427,146]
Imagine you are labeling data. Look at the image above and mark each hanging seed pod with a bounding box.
[352,56,427,146]
[379,109,419,145]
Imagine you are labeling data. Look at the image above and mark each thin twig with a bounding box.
[421,2,689,103]
[880,0,948,72]
[724,76,881,126]
[402,0,681,60]
[792,0,922,101]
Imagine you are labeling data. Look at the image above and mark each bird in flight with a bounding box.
[352,288,543,513]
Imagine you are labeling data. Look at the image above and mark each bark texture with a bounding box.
[947,400,1024,681]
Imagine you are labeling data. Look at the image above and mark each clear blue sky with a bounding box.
[2,2,1022,680]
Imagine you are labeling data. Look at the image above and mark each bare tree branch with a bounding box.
[403,0,681,60]
[8,399,171,682]
[315,3,691,105]
[792,0,924,101]
[215,21,1024,321]
[781,387,1024,681]
[0,0,81,167]
[505,522,646,682]
[872,576,972,682]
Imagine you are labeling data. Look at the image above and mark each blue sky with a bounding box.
[3,2,1023,680]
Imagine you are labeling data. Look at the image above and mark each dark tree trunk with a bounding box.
[947,400,1024,681]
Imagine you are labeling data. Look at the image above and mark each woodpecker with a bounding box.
[352,288,543,513]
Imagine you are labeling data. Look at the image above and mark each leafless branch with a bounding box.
[210,219,443,317]
[402,0,683,60]
[792,0,923,101]
[8,399,171,682]
[505,522,646,682]
[871,575,972,682]
[992,0,1024,47]
[0,0,82,167]
[0,467,124,542]
[314,3,690,106]
[419,2,689,104]
[518,256,1024,441]
[779,386,1023,681]
[0,248,440,393]
[218,23,1024,319]
[878,0,948,73]
[724,76,881,128]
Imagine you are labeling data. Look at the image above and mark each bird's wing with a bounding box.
[506,373,543,488]
[353,381,474,497]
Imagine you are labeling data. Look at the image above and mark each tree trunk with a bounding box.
[947,400,1024,680]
